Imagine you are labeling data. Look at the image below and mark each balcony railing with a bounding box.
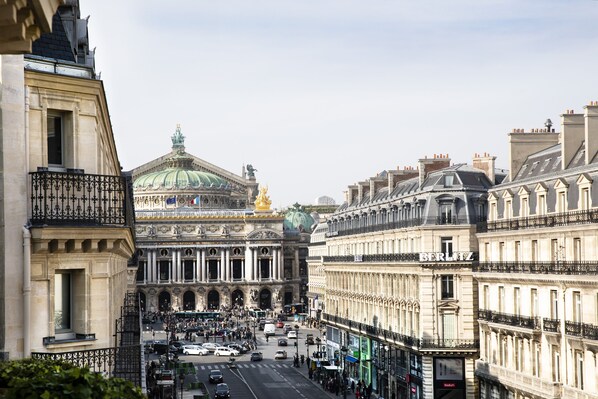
[565,321,598,340]
[327,216,484,238]
[30,170,133,227]
[543,318,560,333]
[477,309,540,330]
[419,339,479,350]
[323,253,420,263]
[478,208,598,233]
[474,261,598,275]
[33,293,143,388]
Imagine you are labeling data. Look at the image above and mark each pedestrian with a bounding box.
[351,380,355,393]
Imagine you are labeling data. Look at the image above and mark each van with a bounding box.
[263,323,276,337]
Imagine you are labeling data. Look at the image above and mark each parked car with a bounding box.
[201,342,218,352]
[274,350,287,360]
[305,334,314,345]
[278,338,288,346]
[214,347,240,357]
[214,383,230,399]
[276,320,284,328]
[250,352,263,361]
[226,343,247,354]
[182,345,209,356]
[169,341,186,353]
[209,369,223,384]
[287,330,297,339]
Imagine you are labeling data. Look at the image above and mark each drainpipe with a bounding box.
[23,226,31,357]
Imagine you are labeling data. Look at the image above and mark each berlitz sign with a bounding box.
[419,252,474,262]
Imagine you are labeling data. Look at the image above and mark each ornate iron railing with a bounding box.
[543,318,560,333]
[32,293,143,387]
[327,216,482,238]
[323,253,421,263]
[30,170,133,227]
[565,321,598,340]
[419,339,479,350]
[474,261,598,275]
[478,208,598,232]
[477,309,540,330]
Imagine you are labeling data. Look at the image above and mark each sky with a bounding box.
[84,1,598,209]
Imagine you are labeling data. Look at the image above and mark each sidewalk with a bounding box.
[291,360,352,399]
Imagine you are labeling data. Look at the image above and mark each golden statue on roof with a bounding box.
[254,185,272,211]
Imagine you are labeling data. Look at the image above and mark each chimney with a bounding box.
[585,102,598,165]
[561,110,584,169]
[388,167,419,191]
[508,128,559,181]
[418,154,451,187]
[472,152,496,183]
[347,185,357,205]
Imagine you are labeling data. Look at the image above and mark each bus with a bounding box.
[174,311,222,321]
[283,303,305,315]
[248,309,267,320]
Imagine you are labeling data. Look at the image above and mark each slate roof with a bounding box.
[31,12,75,62]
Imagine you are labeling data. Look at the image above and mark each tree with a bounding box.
[0,358,144,399]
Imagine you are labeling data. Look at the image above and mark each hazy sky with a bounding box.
[84,1,598,209]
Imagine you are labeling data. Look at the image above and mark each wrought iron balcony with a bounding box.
[543,318,560,333]
[478,208,598,233]
[419,339,479,350]
[477,309,540,330]
[474,261,598,275]
[323,253,420,263]
[327,216,483,238]
[30,170,133,227]
[565,321,598,340]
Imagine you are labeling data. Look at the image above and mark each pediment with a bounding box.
[577,173,593,185]
[247,229,282,240]
[517,186,530,196]
[554,178,569,190]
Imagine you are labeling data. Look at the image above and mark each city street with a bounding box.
[144,319,340,399]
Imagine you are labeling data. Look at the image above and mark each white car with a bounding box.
[274,350,287,360]
[214,347,240,357]
[182,345,209,356]
[201,343,219,352]
[287,330,298,339]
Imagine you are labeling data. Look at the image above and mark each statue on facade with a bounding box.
[254,185,272,211]
[250,289,258,302]
[197,224,205,237]
[171,124,185,152]
[147,225,156,237]
[173,224,181,236]
[274,289,281,303]
[246,164,257,178]
[222,225,229,236]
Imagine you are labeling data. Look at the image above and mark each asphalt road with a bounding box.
[144,320,332,399]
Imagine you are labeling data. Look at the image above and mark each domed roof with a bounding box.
[283,203,315,233]
[133,125,230,191]
[133,166,229,190]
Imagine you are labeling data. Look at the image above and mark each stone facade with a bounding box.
[475,103,598,399]
[318,156,504,399]
[132,130,303,314]
[0,1,135,359]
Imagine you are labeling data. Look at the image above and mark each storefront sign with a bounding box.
[419,252,474,262]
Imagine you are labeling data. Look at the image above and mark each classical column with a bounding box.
[150,250,156,283]
[253,249,258,281]
[269,253,273,279]
[200,249,206,282]
[193,252,202,282]
[273,249,278,280]
[241,259,245,280]
[171,251,177,282]
[225,249,230,281]
[245,246,253,281]
[221,250,226,281]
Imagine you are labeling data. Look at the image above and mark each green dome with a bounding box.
[134,154,229,190]
[284,203,315,233]
[133,167,229,190]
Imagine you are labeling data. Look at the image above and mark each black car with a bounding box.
[214,383,230,399]
[278,338,288,346]
[250,352,263,361]
[209,369,223,384]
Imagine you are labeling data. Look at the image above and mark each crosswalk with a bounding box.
[196,363,292,370]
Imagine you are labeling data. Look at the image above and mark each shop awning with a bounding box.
[323,365,339,371]
[345,355,359,363]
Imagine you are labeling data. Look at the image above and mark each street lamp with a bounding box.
[294,324,300,367]
[315,337,321,359]
[341,346,348,399]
